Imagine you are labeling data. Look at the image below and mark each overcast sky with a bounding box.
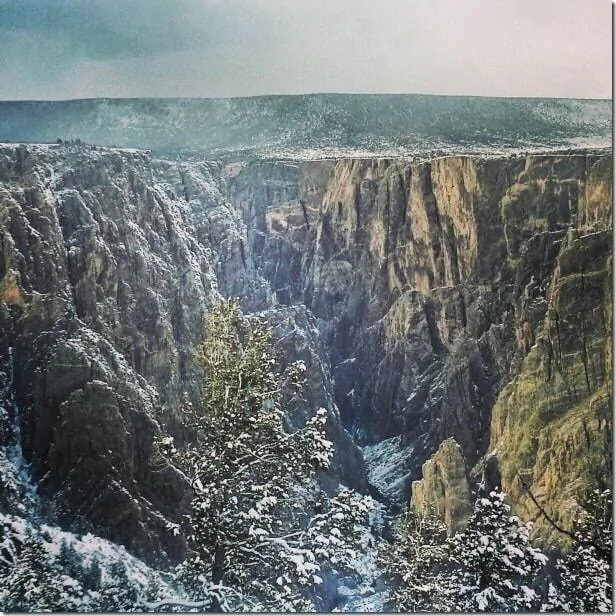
[0,0,611,100]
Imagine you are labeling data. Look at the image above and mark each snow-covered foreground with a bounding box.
[0,511,177,597]
[0,407,394,612]
[0,342,399,612]
[0,355,180,611]
[333,501,390,612]
[0,441,179,611]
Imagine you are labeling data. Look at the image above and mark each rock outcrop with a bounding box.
[411,438,472,533]
[0,144,366,562]
[489,225,612,545]
[226,151,612,531]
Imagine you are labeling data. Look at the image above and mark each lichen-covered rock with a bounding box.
[489,226,612,547]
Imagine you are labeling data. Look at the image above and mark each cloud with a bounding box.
[0,0,610,100]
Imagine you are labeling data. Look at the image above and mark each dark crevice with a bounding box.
[300,199,310,229]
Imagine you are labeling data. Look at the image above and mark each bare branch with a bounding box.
[515,474,610,560]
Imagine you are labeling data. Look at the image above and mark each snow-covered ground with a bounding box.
[333,499,390,612]
[0,349,179,611]
[0,511,174,592]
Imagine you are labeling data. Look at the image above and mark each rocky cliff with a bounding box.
[0,144,366,563]
[0,143,612,563]
[225,151,612,530]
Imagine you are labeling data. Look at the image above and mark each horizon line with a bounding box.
[0,91,611,104]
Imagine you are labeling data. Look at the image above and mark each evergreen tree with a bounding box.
[95,560,140,611]
[0,520,20,576]
[448,490,548,612]
[1,530,62,611]
[379,508,455,612]
[144,571,164,602]
[545,489,612,612]
[157,298,372,611]
[83,555,102,592]
[57,538,85,580]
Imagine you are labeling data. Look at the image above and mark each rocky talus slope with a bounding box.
[0,143,611,563]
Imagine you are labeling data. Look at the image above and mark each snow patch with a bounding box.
[363,436,415,503]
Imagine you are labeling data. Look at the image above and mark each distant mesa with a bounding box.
[0,93,611,158]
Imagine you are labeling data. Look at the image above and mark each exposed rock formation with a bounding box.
[489,225,612,545]
[0,144,366,562]
[0,142,612,562]
[226,151,612,533]
[0,145,219,562]
[411,438,472,533]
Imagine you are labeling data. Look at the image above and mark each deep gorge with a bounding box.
[0,143,612,570]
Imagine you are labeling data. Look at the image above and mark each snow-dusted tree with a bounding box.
[544,488,612,612]
[83,555,102,591]
[0,530,62,611]
[156,298,372,611]
[57,538,85,580]
[144,570,165,603]
[93,560,141,611]
[448,489,548,612]
[379,508,455,612]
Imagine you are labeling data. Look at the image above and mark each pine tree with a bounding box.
[83,555,102,591]
[144,571,164,602]
[95,560,140,611]
[448,490,548,612]
[1,530,62,611]
[379,508,455,612]
[57,538,85,580]
[156,298,372,611]
[546,489,612,612]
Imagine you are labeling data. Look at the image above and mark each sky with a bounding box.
[0,0,611,100]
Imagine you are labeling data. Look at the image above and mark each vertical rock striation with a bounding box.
[0,144,365,562]
[227,151,612,532]
[0,143,611,561]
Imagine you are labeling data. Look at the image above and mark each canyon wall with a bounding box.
[0,143,611,561]
[226,151,612,533]
[0,144,365,563]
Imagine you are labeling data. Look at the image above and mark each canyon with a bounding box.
[0,140,611,575]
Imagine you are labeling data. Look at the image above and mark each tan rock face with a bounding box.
[228,150,612,526]
[411,438,472,534]
[489,226,612,547]
[0,269,25,307]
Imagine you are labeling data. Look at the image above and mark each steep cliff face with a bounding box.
[0,143,611,564]
[226,151,612,520]
[489,222,612,544]
[0,145,224,562]
[411,438,472,534]
[0,144,366,563]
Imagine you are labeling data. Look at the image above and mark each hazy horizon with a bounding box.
[1,91,612,103]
